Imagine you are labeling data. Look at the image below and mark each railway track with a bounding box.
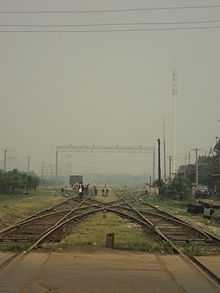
[137,203,220,255]
[0,194,81,233]
[0,198,79,246]
[0,194,220,288]
[139,201,220,287]
[1,195,220,256]
[0,196,127,253]
[117,195,220,287]
[118,191,220,253]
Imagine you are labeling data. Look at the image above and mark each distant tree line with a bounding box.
[153,176,192,200]
[0,169,39,194]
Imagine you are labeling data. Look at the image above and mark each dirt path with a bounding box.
[0,250,219,292]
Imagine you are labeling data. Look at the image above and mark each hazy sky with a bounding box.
[0,0,220,176]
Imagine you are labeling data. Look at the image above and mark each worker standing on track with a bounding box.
[74,183,79,193]
[78,183,84,199]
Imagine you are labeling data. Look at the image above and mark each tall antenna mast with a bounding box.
[172,69,177,177]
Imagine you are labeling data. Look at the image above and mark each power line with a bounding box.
[1,19,220,27]
[0,25,220,32]
[0,4,220,14]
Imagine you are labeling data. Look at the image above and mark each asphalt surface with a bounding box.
[0,250,219,292]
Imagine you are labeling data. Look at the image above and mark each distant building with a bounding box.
[208,139,220,192]
[177,164,195,183]
[69,175,83,186]
[177,139,220,193]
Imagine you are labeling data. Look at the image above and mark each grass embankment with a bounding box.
[145,197,189,215]
[47,212,171,253]
[0,189,64,229]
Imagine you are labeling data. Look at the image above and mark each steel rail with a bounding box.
[0,195,79,232]
[1,196,220,288]
[0,199,122,239]
[122,192,220,242]
[22,201,157,253]
[125,197,220,288]
[0,197,92,236]
[144,202,220,243]
[25,206,105,252]
[0,201,126,253]
[25,201,150,252]
[0,196,82,235]
[0,210,68,235]
[0,198,94,271]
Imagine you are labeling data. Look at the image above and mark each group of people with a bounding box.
[72,183,109,198]
[77,183,89,198]
[72,183,98,198]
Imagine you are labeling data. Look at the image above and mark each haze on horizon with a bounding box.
[0,0,220,177]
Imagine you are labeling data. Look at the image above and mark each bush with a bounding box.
[0,169,39,194]
[161,176,192,200]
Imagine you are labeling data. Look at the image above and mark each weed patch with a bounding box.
[55,212,173,254]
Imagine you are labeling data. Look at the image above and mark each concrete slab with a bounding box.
[0,251,219,293]
[197,256,220,280]
[0,252,50,293]
[24,252,184,293]
[0,252,14,266]
[160,255,219,293]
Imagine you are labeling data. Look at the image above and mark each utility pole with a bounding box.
[55,149,59,188]
[152,148,156,183]
[195,148,199,188]
[192,148,200,188]
[163,119,167,182]
[3,149,7,171]
[157,138,161,187]
[169,156,172,180]
[27,156,31,173]
[184,153,188,179]
[172,70,177,178]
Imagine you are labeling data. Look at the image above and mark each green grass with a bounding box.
[145,197,188,210]
[0,189,64,229]
[143,197,191,219]
[0,242,31,252]
[182,243,206,256]
[52,212,172,253]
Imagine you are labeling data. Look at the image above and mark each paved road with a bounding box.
[0,250,219,292]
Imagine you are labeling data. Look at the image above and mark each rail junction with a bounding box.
[0,192,220,291]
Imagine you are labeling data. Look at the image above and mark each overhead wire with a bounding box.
[1,4,220,32]
[0,19,220,27]
[0,4,220,14]
[1,26,220,32]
